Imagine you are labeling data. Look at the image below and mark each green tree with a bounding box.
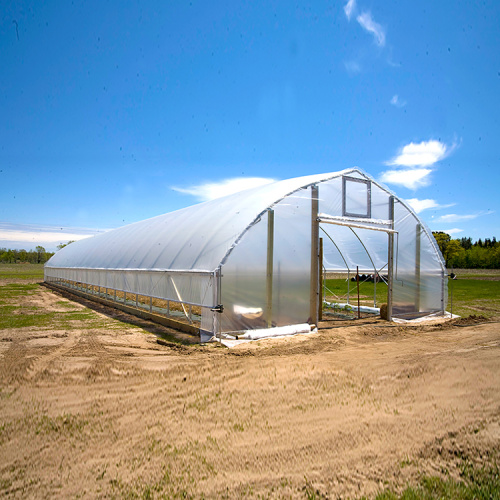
[56,240,75,251]
[35,246,46,264]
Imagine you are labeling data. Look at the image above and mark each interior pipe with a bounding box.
[237,323,312,340]
[169,276,193,324]
[348,226,379,307]
[324,301,380,315]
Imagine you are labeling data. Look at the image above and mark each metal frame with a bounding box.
[387,196,395,321]
[342,176,372,219]
[266,209,275,327]
[310,185,320,325]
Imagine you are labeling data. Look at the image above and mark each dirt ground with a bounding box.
[1,282,499,499]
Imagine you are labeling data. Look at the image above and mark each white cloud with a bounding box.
[440,228,464,235]
[356,12,386,47]
[436,213,479,223]
[387,140,449,167]
[173,177,276,202]
[390,94,406,108]
[0,230,92,244]
[434,211,494,224]
[380,168,432,190]
[405,198,455,214]
[344,0,356,20]
[344,60,362,75]
[0,223,106,251]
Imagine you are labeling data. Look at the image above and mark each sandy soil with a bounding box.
[0,283,499,499]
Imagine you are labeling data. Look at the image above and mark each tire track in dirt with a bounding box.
[26,332,81,380]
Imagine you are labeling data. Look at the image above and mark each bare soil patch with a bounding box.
[0,284,499,498]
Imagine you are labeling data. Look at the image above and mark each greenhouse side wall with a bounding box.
[44,266,217,330]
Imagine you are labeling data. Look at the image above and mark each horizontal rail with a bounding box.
[44,266,215,276]
[317,215,398,234]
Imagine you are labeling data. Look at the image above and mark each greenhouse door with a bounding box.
[315,196,397,322]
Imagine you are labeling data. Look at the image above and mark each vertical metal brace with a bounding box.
[216,267,222,343]
[387,196,395,321]
[266,209,274,328]
[356,265,361,319]
[415,223,421,312]
[310,185,320,325]
[318,237,323,321]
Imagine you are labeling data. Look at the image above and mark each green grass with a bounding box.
[448,278,500,318]
[323,278,388,307]
[0,306,99,329]
[370,460,500,500]
[324,276,500,318]
[0,263,45,280]
[0,283,39,299]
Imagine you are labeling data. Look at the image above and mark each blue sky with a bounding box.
[1,0,499,251]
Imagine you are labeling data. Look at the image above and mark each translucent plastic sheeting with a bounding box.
[219,189,311,332]
[321,225,388,273]
[391,200,446,317]
[45,268,215,307]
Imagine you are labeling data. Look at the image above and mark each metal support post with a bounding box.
[356,266,361,319]
[310,185,320,325]
[318,237,323,321]
[266,209,274,328]
[415,223,421,312]
[387,196,395,321]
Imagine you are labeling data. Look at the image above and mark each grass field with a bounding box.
[0,263,45,280]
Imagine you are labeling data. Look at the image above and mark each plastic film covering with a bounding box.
[321,225,388,273]
[45,267,215,307]
[219,187,312,333]
[391,200,446,317]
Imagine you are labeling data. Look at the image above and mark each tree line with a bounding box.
[432,233,500,269]
[0,246,55,264]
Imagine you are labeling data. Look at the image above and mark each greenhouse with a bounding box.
[44,169,447,340]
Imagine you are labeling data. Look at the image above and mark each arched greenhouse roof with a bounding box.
[47,168,361,272]
[46,168,444,277]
